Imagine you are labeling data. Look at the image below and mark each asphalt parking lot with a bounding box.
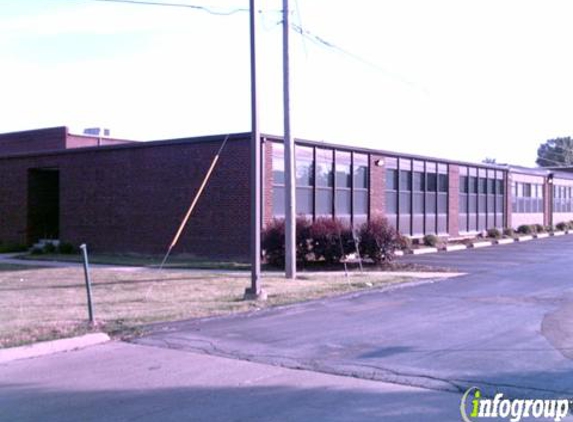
[136,235,573,398]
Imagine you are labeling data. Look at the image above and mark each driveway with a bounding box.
[135,235,573,398]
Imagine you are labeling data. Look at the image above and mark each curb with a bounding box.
[495,238,514,245]
[399,229,571,258]
[0,332,110,364]
[470,241,492,248]
[445,244,467,252]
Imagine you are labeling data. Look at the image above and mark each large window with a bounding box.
[295,146,314,215]
[353,153,369,225]
[271,142,370,226]
[459,166,505,232]
[316,148,333,216]
[513,181,543,214]
[335,151,352,220]
[553,184,573,213]
[384,157,449,236]
[272,143,285,217]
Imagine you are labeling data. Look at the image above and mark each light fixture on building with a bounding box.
[374,159,384,167]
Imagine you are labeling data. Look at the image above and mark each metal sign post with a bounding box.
[80,244,95,325]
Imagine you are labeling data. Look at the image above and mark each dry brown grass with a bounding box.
[0,264,418,348]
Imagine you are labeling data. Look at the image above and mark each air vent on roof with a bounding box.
[83,127,110,137]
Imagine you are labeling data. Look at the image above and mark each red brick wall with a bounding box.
[369,155,385,217]
[448,165,460,236]
[263,139,274,226]
[0,127,67,156]
[0,137,251,259]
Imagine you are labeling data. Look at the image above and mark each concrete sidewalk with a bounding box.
[0,341,463,422]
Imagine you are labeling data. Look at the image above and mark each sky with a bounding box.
[2,0,573,166]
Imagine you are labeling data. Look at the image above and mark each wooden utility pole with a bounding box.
[283,0,296,279]
[245,0,266,299]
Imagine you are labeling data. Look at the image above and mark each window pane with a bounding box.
[296,187,313,214]
[316,189,333,215]
[478,178,487,194]
[316,149,333,187]
[426,192,436,213]
[413,192,424,213]
[353,190,368,216]
[438,174,448,192]
[353,154,369,189]
[496,180,504,195]
[273,186,285,216]
[272,143,285,185]
[399,192,411,213]
[335,151,351,188]
[459,193,468,213]
[460,176,468,193]
[469,177,477,194]
[400,170,412,191]
[386,169,398,190]
[438,193,447,213]
[427,173,437,192]
[295,146,314,187]
[386,192,397,214]
[336,189,351,215]
[413,172,424,192]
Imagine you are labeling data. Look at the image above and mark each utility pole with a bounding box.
[245,0,266,300]
[283,0,296,279]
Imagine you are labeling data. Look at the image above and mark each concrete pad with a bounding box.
[0,341,463,422]
[535,233,550,239]
[0,333,110,364]
[516,235,533,241]
[553,231,566,236]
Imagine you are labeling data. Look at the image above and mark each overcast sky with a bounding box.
[2,0,573,166]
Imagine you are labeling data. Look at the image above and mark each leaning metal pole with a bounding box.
[283,0,296,279]
[245,0,265,299]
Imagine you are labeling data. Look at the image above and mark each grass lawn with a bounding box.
[0,264,438,348]
[17,253,250,270]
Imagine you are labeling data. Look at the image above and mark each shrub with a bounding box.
[261,217,312,267]
[58,242,77,255]
[0,242,28,253]
[401,236,413,251]
[546,224,555,233]
[357,216,404,265]
[487,228,501,239]
[310,217,355,264]
[534,224,545,234]
[43,242,57,254]
[30,246,44,255]
[503,228,515,237]
[423,234,439,247]
[556,222,569,231]
[262,218,285,267]
[517,224,533,235]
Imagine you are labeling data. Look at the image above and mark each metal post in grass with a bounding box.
[80,244,95,325]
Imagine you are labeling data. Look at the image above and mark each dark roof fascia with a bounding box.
[261,133,507,172]
[0,132,251,161]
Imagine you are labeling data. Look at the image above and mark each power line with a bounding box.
[92,0,278,16]
[290,22,428,95]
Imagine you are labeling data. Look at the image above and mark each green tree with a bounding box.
[536,137,573,167]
